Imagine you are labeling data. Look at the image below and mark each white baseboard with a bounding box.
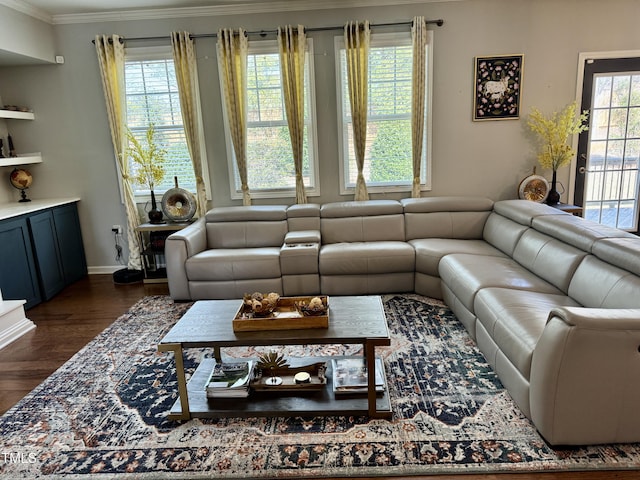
[0,300,36,350]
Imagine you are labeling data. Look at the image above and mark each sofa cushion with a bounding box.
[410,238,505,276]
[492,199,568,226]
[568,255,640,308]
[532,214,633,252]
[512,229,587,294]
[475,288,580,379]
[320,199,402,218]
[206,221,287,249]
[205,205,287,222]
[286,203,321,231]
[401,196,494,213]
[186,247,281,281]
[592,237,640,277]
[321,215,405,243]
[482,213,529,256]
[402,196,493,240]
[320,200,405,243]
[319,242,415,275]
[404,211,491,241]
[439,253,562,313]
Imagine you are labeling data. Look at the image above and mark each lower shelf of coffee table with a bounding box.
[168,357,392,419]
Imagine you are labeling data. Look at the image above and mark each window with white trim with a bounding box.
[335,32,433,194]
[124,46,200,197]
[223,40,319,199]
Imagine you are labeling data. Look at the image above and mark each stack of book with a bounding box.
[331,356,386,396]
[205,360,255,398]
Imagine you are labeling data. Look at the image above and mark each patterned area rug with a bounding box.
[1,294,639,478]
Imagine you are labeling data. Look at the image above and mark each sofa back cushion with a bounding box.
[286,203,321,231]
[512,229,587,293]
[532,214,632,252]
[320,200,404,244]
[592,237,640,277]
[493,199,568,226]
[205,205,288,249]
[402,197,493,241]
[569,255,640,308]
[482,212,529,256]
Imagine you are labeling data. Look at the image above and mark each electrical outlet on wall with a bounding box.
[112,225,123,235]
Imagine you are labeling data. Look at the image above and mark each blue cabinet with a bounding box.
[0,201,87,309]
[0,217,41,309]
[29,210,66,300]
[52,203,87,285]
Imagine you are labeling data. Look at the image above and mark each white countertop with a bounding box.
[0,197,81,221]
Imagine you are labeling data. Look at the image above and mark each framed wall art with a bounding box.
[473,54,523,121]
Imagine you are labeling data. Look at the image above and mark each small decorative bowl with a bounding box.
[296,298,328,316]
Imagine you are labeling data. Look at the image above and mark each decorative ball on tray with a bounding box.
[296,296,328,316]
[243,292,280,317]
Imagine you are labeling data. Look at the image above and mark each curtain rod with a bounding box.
[99,19,444,44]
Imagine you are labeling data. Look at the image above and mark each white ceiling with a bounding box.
[2,0,446,24]
[18,0,270,16]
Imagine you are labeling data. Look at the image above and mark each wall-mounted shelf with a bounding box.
[0,110,35,121]
[0,99,38,164]
[0,153,42,167]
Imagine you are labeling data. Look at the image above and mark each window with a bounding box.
[124,47,200,197]
[335,32,433,194]
[223,40,319,199]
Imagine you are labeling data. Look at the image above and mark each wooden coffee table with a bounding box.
[158,296,392,420]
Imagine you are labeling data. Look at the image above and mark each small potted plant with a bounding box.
[127,124,167,223]
[527,101,589,205]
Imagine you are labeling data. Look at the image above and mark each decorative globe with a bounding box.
[10,168,33,202]
[10,168,33,190]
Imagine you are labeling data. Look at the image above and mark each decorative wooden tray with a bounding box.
[251,362,327,392]
[232,296,329,332]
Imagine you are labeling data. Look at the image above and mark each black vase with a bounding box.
[148,190,164,224]
[545,170,560,205]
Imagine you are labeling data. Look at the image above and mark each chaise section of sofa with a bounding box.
[438,199,640,445]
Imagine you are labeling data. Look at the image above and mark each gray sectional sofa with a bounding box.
[165,197,640,446]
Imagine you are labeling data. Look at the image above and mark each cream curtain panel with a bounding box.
[217,28,251,205]
[95,34,142,271]
[171,31,209,217]
[278,25,307,204]
[344,20,370,201]
[411,16,428,198]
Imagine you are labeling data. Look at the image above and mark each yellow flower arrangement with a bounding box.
[527,101,589,171]
[127,124,166,191]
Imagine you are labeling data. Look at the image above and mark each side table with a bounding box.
[135,222,192,283]
[552,203,583,216]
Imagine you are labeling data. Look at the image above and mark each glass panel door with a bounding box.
[576,57,640,233]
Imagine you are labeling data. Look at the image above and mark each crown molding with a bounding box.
[0,0,52,23]
[51,0,460,25]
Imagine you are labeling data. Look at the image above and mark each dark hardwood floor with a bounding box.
[0,275,636,480]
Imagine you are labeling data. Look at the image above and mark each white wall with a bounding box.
[0,0,639,271]
[0,4,56,64]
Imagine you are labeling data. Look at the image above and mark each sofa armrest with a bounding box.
[165,218,207,300]
[530,307,640,445]
[284,230,321,245]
